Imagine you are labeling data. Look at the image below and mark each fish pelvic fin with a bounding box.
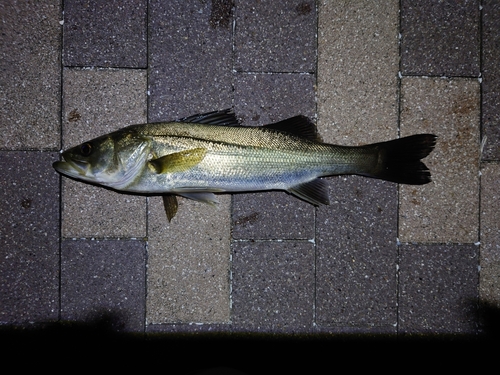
[288,178,330,206]
[162,195,179,222]
[365,134,437,185]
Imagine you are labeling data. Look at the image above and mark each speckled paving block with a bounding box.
[0,152,60,324]
[63,0,147,68]
[148,0,233,122]
[61,68,147,238]
[482,1,500,160]
[61,239,146,332]
[146,195,231,324]
[234,72,316,125]
[231,240,314,332]
[0,1,61,150]
[480,163,500,307]
[232,72,316,240]
[317,0,399,145]
[398,244,479,334]
[234,0,316,72]
[316,176,398,328]
[232,191,314,240]
[401,0,480,76]
[62,68,147,148]
[399,77,480,243]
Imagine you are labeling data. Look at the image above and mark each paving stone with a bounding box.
[399,77,480,243]
[482,0,500,160]
[149,0,233,122]
[0,152,60,324]
[61,239,146,332]
[146,195,231,324]
[231,240,314,332]
[232,72,316,240]
[400,0,480,76]
[0,1,61,150]
[62,68,147,148]
[234,72,316,126]
[317,0,400,145]
[480,163,500,308]
[398,244,479,334]
[316,176,398,328]
[234,0,317,72]
[232,191,314,240]
[63,0,147,68]
[60,68,147,238]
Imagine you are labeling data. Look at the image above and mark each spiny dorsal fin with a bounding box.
[178,109,240,126]
[288,178,330,206]
[149,148,207,174]
[263,115,321,142]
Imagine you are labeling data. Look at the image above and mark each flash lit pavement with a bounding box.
[1,1,499,354]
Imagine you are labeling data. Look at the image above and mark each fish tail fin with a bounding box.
[364,134,437,185]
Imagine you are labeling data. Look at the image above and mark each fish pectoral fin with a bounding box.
[176,191,219,206]
[288,179,330,206]
[149,148,207,174]
[162,194,179,222]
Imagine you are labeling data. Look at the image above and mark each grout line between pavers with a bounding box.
[396,0,403,335]
[57,0,65,324]
[143,0,151,334]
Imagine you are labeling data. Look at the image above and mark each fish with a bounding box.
[53,109,437,221]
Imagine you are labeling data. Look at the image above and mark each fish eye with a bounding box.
[80,143,93,156]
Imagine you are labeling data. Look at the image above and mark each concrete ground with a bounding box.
[1,0,499,342]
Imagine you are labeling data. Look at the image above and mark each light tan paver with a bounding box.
[399,77,480,243]
[61,68,147,238]
[317,0,400,144]
[146,195,231,324]
[480,162,500,307]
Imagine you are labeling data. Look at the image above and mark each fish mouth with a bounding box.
[53,156,90,178]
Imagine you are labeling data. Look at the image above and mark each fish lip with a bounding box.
[52,156,90,177]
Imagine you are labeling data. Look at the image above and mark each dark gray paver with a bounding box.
[231,240,314,332]
[232,191,314,240]
[234,0,317,72]
[61,239,146,332]
[401,0,480,76]
[316,176,398,329]
[149,0,233,122]
[234,72,316,125]
[398,244,479,334]
[232,72,316,240]
[482,0,500,160]
[0,1,61,150]
[0,152,60,324]
[63,0,147,68]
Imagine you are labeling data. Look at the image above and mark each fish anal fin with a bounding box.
[162,194,178,222]
[177,192,219,206]
[178,109,240,126]
[264,115,322,142]
[149,148,207,174]
[288,179,330,206]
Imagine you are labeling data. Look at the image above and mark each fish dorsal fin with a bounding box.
[263,115,321,142]
[288,178,330,206]
[149,148,207,174]
[178,109,240,126]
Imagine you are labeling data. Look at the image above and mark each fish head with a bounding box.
[53,129,151,190]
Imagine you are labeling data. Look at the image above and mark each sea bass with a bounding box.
[53,109,436,221]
